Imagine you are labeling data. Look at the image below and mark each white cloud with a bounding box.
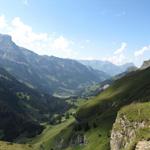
[114,42,127,54]
[103,53,126,65]
[50,36,77,58]
[103,42,127,65]
[134,45,150,57]
[0,15,77,58]
[10,17,48,44]
[51,36,70,50]
[0,15,7,29]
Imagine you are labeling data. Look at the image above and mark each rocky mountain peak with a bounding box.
[0,34,16,50]
[0,34,12,43]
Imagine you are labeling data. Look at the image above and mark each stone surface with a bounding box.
[110,115,146,150]
[136,141,150,150]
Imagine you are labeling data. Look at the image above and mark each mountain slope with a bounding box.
[0,68,43,141]
[76,67,150,121]
[0,34,109,96]
[31,65,150,150]
[58,66,150,150]
[79,60,135,76]
[0,67,71,141]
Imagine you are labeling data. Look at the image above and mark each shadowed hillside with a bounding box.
[0,67,71,141]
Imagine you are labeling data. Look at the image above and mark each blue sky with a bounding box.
[0,0,150,66]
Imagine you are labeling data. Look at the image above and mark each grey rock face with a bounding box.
[70,133,87,146]
[110,115,146,150]
[136,141,150,150]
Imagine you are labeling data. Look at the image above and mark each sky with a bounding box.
[0,0,150,66]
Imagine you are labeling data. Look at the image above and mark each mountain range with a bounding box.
[79,60,135,76]
[0,34,110,97]
[1,33,150,150]
[48,62,150,150]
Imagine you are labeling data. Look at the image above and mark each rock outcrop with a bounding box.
[70,133,87,145]
[110,102,150,150]
[110,115,147,150]
[135,141,150,150]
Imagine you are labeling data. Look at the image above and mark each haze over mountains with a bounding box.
[0,34,111,96]
[1,32,150,150]
[0,34,136,96]
[1,0,150,149]
[79,60,135,76]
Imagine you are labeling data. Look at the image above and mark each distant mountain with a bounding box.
[0,67,71,141]
[0,34,109,96]
[81,65,138,97]
[79,60,135,76]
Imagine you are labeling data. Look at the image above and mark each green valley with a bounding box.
[0,29,149,150]
[1,1,150,149]
[0,64,149,150]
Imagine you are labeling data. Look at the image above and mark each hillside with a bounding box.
[56,66,150,150]
[0,56,149,149]
[12,64,149,150]
[0,1,149,150]
[0,67,71,141]
[0,62,147,150]
[0,34,109,96]
[76,67,150,122]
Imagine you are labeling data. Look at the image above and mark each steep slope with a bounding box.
[76,67,150,122]
[79,60,135,76]
[111,102,150,150]
[67,66,150,150]
[80,67,137,97]
[20,63,149,150]
[0,67,71,141]
[0,68,43,141]
[34,65,150,150]
[0,34,109,96]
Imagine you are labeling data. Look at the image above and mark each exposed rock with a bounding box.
[0,34,12,43]
[136,140,150,150]
[110,115,147,150]
[70,133,87,146]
